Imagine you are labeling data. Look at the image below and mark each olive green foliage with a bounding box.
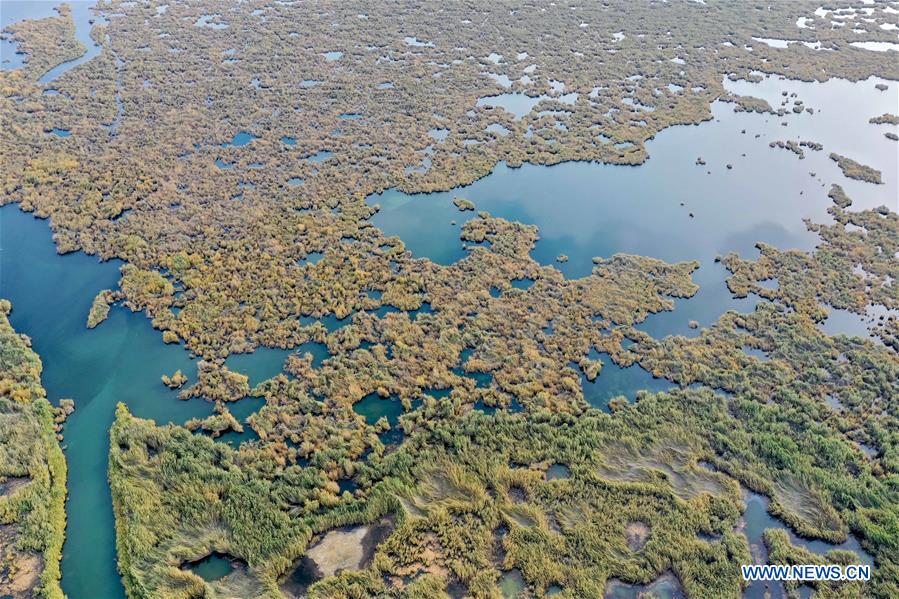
[2,1,898,598]
[1,0,896,360]
[453,198,475,212]
[724,188,898,349]
[829,153,883,185]
[0,300,67,599]
[87,289,113,329]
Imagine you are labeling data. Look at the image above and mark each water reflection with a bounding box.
[370,76,896,338]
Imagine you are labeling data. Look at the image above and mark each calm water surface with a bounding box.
[741,490,873,599]
[0,4,895,595]
[0,207,212,599]
[1,0,106,80]
[369,75,898,338]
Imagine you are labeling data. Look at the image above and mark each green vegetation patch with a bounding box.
[0,300,67,599]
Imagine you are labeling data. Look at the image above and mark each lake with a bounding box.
[369,74,897,338]
[0,206,213,599]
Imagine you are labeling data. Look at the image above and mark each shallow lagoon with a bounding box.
[369,75,897,338]
[579,350,675,411]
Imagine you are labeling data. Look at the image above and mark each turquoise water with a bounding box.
[1,6,896,594]
[215,396,265,448]
[182,552,241,581]
[0,206,213,599]
[579,350,675,411]
[369,76,897,338]
[219,343,331,447]
[352,393,420,446]
[225,342,330,387]
[221,131,258,147]
[545,464,571,480]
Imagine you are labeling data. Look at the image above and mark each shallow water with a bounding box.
[352,392,416,445]
[742,492,873,566]
[477,91,578,119]
[215,395,265,447]
[0,9,895,594]
[580,350,675,411]
[545,464,571,480]
[221,131,258,147]
[498,569,526,598]
[225,342,330,387]
[604,572,684,599]
[183,552,240,581]
[369,75,897,338]
[1,1,108,81]
[819,306,893,341]
[741,490,873,599]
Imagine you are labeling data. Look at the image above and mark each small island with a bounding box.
[829,152,883,184]
[453,197,476,211]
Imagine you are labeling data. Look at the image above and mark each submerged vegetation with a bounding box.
[0,0,897,598]
[0,301,67,599]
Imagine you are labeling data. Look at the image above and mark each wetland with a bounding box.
[1,1,897,598]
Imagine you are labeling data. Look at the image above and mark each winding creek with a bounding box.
[1,1,106,79]
[1,2,896,597]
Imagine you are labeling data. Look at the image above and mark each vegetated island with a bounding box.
[869,113,899,126]
[768,139,823,159]
[829,152,883,184]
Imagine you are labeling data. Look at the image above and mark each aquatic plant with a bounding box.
[829,153,883,184]
[0,301,67,599]
[1,1,897,597]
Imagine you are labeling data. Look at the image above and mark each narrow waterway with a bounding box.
[1,0,106,80]
[0,207,213,598]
